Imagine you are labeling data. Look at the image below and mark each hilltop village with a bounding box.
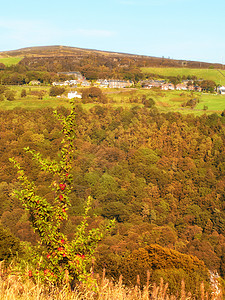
[41,71,225,97]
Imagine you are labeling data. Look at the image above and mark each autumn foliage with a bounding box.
[1,104,225,293]
[8,103,113,288]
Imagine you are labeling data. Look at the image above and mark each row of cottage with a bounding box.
[141,80,202,91]
[53,78,225,94]
[53,78,193,90]
[52,78,133,89]
[142,80,225,94]
[50,71,225,94]
[29,71,225,94]
[52,71,134,88]
[141,80,225,93]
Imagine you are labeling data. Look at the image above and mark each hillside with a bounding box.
[1,44,225,115]
[0,45,224,69]
[142,67,225,85]
[1,45,225,297]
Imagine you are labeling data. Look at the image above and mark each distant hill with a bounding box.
[0,45,224,69]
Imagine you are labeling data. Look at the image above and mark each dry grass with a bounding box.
[156,101,171,107]
[0,265,223,300]
[170,97,187,102]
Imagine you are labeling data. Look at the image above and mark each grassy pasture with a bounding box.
[0,97,71,110]
[0,56,23,66]
[0,85,71,110]
[107,88,225,115]
[196,93,225,112]
[1,85,225,115]
[141,67,225,85]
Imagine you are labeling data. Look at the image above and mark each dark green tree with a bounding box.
[5,90,16,101]
[82,87,107,103]
[0,63,5,70]
[200,80,216,92]
[0,225,21,262]
[49,86,66,97]
[21,89,27,98]
[142,97,155,108]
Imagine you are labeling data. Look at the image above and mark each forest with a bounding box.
[1,102,225,296]
[1,46,225,297]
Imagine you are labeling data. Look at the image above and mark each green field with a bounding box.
[0,98,72,110]
[107,88,225,114]
[141,67,225,85]
[196,93,225,112]
[0,56,23,66]
[0,86,70,110]
[1,85,225,115]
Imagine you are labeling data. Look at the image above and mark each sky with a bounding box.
[0,0,225,64]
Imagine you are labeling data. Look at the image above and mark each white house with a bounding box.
[52,81,67,86]
[67,91,82,99]
[218,86,225,94]
[95,79,109,88]
[176,83,188,91]
[108,80,133,89]
[29,80,41,85]
[161,83,175,90]
[81,80,91,87]
[69,80,77,85]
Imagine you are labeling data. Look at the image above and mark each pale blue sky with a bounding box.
[1,0,224,63]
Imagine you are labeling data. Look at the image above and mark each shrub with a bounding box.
[49,86,66,97]
[0,85,6,94]
[142,97,155,108]
[0,225,21,262]
[0,63,5,70]
[82,87,107,103]
[21,89,27,98]
[104,244,211,297]
[5,90,16,101]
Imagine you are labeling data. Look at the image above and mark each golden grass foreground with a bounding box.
[0,264,223,300]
